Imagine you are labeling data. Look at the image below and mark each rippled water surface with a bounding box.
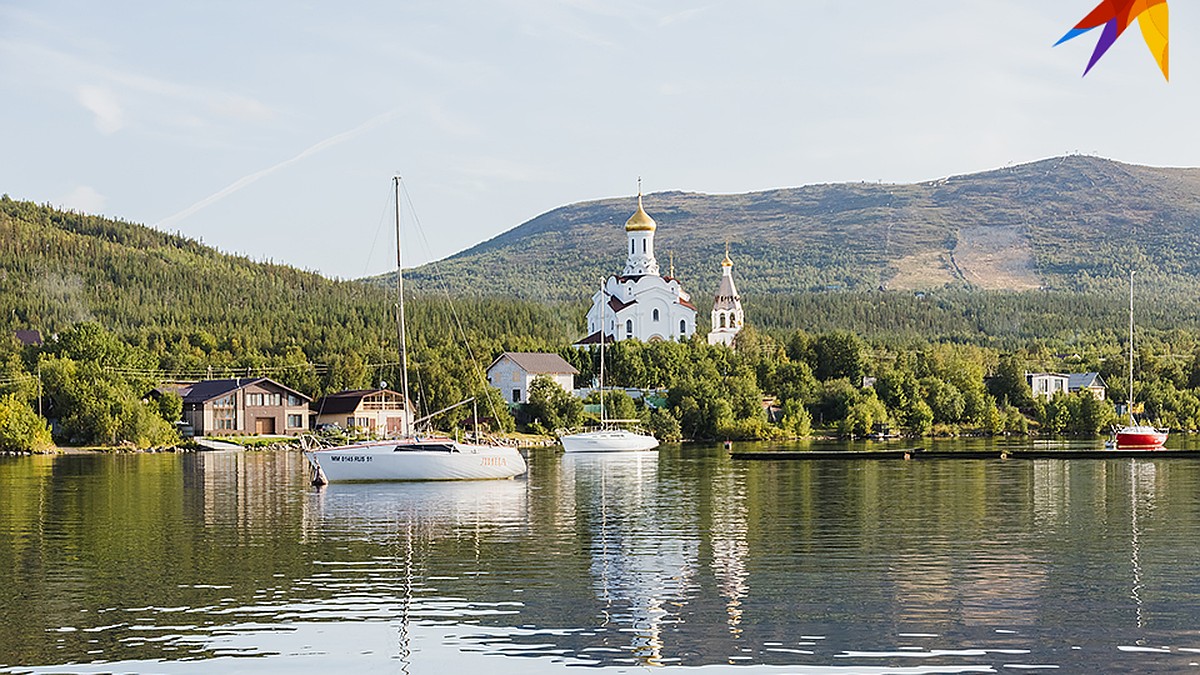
[4,441,1200,673]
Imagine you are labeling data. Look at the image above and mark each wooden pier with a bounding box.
[731,447,1200,461]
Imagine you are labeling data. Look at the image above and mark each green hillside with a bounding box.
[405,155,1200,301]
[0,195,577,392]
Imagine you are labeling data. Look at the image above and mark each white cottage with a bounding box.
[487,352,580,404]
[577,189,697,344]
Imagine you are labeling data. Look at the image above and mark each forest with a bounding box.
[4,194,1200,451]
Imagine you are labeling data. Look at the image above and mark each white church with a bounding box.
[577,189,698,344]
[576,188,747,347]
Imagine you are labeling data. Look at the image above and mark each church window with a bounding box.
[652,309,660,322]
[625,319,633,338]
[720,313,727,328]
[631,240,635,254]
[680,319,686,334]
[642,239,646,253]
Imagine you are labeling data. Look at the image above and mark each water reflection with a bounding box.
[5,447,1200,673]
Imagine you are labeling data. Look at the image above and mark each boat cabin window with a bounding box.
[393,443,455,453]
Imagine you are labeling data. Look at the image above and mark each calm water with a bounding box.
[3,440,1200,673]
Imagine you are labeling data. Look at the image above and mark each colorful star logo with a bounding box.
[1056,1,1169,80]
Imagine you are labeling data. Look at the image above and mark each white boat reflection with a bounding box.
[302,478,529,538]
[561,449,697,666]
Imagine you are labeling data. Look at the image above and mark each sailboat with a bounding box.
[1113,270,1168,449]
[304,178,528,481]
[560,280,659,453]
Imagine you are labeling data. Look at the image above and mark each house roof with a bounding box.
[312,388,407,415]
[181,377,310,404]
[1068,372,1105,389]
[14,330,42,346]
[488,352,579,375]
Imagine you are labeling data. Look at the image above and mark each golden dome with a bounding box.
[722,242,733,267]
[625,192,657,232]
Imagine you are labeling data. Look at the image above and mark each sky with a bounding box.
[1,1,1195,280]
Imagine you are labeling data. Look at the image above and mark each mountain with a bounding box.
[405,156,1200,302]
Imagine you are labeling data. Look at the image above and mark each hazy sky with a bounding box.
[1,1,1194,279]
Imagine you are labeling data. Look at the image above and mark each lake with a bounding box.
[3,440,1200,673]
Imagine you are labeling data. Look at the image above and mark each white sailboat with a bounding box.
[561,280,659,453]
[1113,270,1168,449]
[304,178,527,481]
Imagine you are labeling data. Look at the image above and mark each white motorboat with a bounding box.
[305,177,526,482]
[305,437,526,482]
[561,278,659,453]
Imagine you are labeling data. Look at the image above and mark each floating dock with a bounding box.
[731,448,1200,461]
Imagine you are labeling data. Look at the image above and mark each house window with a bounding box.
[652,309,660,322]
[288,394,302,406]
[625,319,633,338]
[213,394,236,431]
[287,414,303,428]
[512,389,521,403]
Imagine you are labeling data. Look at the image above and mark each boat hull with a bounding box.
[1114,426,1168,449]
[561,429,659,453]
[305,440,527,481]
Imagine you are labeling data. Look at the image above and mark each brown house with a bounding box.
[181,377,311,437]
[311,389,412,436]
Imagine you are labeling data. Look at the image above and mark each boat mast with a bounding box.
[395,176,412,437]
[599,276,606,427]
[1128,269,1134,426]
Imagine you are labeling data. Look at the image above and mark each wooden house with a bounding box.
[311,389,412,436]
[181,377,311,436]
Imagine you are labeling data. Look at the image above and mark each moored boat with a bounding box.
[305,177,527,482]
[305,437,525,482]
[561,428,659,453]
[560,277,659,454]
[1114,425,1168,449]
[1113,270,1168,449]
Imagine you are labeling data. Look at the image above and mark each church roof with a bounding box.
[678,297,697,310]
[609,295,637,313]
[625,192,657,232]
[573,331,615,346]
[713,272,741,310]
